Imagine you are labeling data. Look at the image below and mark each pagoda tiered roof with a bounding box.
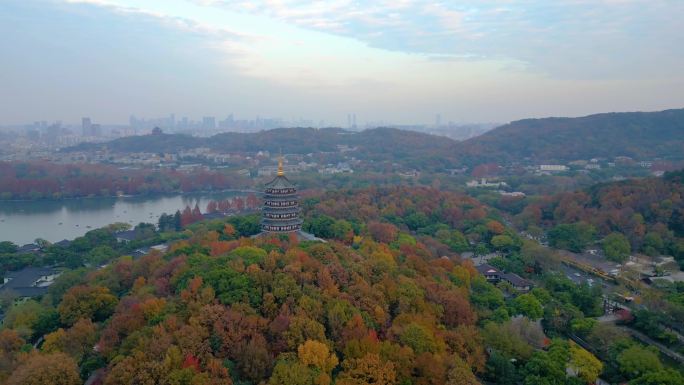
[265,175,295,190]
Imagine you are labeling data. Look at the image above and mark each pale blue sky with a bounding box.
[1,0,682,125]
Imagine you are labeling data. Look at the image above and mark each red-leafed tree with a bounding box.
[182,354,201,372]
[368,222,398,244]
[246,193,259,209]
[192,203,203,222]
[233,197,245,211]
[218,199,231,212]
[206,200,218,213]
[180,206,194,227]
[471,163,500,178]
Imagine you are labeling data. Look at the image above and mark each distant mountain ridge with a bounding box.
[67,108,684,166]
[67,127,457,169]
[457,108,684,164]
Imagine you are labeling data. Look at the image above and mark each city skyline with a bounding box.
[1,0,683,125]
[3,111,495,130]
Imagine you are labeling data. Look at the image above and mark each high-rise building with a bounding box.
[82,117,92,136]
[202,116,216,130]
[91,124,102,137]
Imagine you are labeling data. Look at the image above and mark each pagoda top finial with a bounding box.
[277,151,284,176]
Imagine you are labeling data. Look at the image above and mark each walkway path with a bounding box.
[616,325,684,363]
[596,308,683,363]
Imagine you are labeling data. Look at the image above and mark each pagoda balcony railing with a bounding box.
[262,224,302,232]
[265,188,296,194]
[264,213,300,219]
[264,201,298,207]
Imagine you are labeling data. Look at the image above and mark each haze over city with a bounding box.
[2,0,683,126]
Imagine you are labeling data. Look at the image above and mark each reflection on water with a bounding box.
[0,196,120,215]
[0,191,243,244]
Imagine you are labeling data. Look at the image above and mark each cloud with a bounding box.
[189,0,684,79]
[1,0,682,125]
[63,0,250,41]
[0,0,265,123]
[55,0,684,82]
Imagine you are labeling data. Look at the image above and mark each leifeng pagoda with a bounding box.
[261,157,304,233]
[256,156,323,242]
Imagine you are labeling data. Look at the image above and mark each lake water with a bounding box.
[0,191,246,245]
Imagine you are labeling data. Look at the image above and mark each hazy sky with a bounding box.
[1,0,683,125]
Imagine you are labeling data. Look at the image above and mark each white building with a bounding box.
[466,178,508,188]
[499,191,526,197]
[539,164,568,172]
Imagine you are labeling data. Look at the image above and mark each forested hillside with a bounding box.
[0,187,493,384]
[458,108,684,164]
[8,185,663,385]
[516,170,684,264]
[67,127,457,168]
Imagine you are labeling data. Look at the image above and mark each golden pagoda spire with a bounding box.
[277,150,284,176]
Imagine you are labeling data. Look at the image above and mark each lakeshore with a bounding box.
[0,190,247,244]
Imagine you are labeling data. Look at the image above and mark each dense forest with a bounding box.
[1,186,683,384]
[507,171,684,351]
[515,170,684,265]
[459,108,684,164]
[0,162,249,200]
